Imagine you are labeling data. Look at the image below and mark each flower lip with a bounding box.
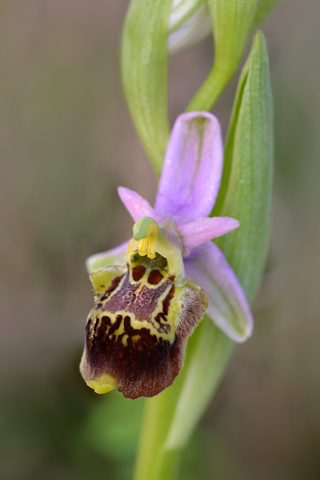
[80,232,208,399]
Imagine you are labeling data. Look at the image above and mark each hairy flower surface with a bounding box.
[80,112,253,399]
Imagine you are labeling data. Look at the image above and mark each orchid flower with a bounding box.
[80,112,253,400]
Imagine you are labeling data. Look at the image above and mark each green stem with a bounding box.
[133,318,233,480]
[133,396,181,480]
[133,360,186,480]
[187,63,236,113]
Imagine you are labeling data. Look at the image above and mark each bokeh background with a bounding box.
[1,1,319,479]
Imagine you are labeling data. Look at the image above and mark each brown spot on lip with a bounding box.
[163,285,175,315]
[148,270,164,285]
[88,318,100,352]
[100,275,124,301]
[132,265,146,281]
[108,314,123,335]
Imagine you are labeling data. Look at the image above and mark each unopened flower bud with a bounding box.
[168,0,212,55]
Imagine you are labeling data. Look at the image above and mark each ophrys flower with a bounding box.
[80,112,253,399]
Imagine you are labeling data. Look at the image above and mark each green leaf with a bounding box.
[165,318,233,450]
[253,0,279,28]
[214,31,274,302]
[187,0,258,111]
[121,0,171,175]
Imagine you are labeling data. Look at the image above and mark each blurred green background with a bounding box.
[1,1,320,479]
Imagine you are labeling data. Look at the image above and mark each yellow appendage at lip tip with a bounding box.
[86,374,118,394]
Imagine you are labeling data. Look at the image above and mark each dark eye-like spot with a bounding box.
[148,270,164,285]
[132,265,146,281]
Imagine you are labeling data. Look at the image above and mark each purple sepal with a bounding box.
[184,241,253,342]
[155,112,223,221]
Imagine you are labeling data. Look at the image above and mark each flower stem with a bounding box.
[133,317,233,480]
[186,63,235,113]
[133,369,185,480]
